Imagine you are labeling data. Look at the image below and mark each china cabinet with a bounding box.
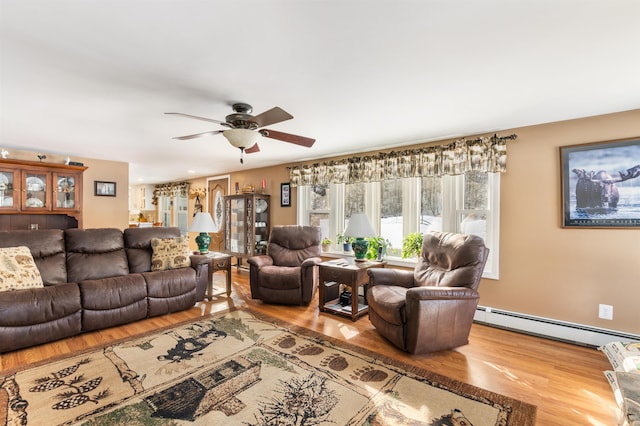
[224,193,270,266]
[0,159,87,230]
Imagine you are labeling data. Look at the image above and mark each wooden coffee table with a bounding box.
[318,258,385,321]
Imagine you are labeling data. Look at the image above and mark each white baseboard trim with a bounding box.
[473,306,640,348]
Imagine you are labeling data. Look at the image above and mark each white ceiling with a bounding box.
[2,0,639,184]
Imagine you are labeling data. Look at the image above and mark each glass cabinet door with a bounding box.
[53,172,77,210]
[23,171,48,210]
[0,169,18,210]
[229,197,246,254]
[254,196,269,255]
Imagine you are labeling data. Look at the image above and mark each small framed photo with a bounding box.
[281,182,291,207]
[560,137,640,228]
[95,180,117,197]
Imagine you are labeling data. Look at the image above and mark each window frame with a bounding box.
[297,172,500,279]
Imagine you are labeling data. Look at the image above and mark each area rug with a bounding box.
[1,309,536,425]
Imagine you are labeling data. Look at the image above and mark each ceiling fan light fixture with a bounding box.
[222,128,261,149]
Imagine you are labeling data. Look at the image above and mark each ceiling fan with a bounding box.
[165,103,315,163]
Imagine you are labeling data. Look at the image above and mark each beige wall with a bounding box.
[490,110,640,335]
[81,158,129,229]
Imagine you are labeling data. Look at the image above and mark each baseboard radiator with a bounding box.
[474,306,640,348]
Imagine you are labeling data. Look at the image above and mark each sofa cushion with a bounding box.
[143,268,197,317]
[0,282,82,352]
[124,226,182,273]
[0,246,44,292]
[259,265,301,290]
[0,229,67,284]
[151,236,191,271]
[65,228,129,282]
[79,274,148,331]
[267,225,322,267]
[367,285,408,326]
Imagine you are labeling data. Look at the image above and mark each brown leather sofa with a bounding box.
[247,225,322,305]
[367,231,489,354]
[0,227,209,353]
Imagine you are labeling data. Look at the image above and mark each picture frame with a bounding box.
[94,180,117,197]
[560,137,640,228]
[281,182,291,207]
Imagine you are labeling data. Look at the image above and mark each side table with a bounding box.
[318,258,385,321]
[204,252,232,299]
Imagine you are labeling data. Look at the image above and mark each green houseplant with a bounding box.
[336,233,355,252]
[365,236,391,260]
[401,232,423,259]
[321,237,332,252]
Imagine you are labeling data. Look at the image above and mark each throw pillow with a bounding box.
[0,246,44,292]
[150,236,191,271]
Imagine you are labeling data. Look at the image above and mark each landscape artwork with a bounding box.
[560,138,640,228]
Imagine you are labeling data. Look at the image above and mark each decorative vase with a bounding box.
[351,237,369,261]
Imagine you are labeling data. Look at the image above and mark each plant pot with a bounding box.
[343,243,352,253]
[322,244,331,252]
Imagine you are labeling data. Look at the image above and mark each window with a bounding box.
[298,172,500,279]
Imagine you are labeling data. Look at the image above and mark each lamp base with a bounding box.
[351,237,369,261]
[195,232,211,254]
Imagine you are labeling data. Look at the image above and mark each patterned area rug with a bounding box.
[1,309,536,425]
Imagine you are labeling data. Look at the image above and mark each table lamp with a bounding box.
[189,212,217,254]
[344,213,376,261]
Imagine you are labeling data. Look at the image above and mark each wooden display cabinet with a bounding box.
[223,193,270,267]
[0,159,87,230]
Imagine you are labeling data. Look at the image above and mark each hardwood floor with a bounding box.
[1,269,618,425]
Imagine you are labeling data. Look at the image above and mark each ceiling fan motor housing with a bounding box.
[226,103,258,128]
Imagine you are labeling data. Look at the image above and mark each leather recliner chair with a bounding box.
[366,231,489,354]
[247,225,322,305]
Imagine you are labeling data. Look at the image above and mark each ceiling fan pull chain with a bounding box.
[240,148,244,164]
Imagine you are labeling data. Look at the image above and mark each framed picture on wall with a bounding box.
[560,137,640,228]
[281,182,291,207]
[95,181,117,197]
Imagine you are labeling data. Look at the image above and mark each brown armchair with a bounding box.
[247,225,322,305]
[367,231,489,354]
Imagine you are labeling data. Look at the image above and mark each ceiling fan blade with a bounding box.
[165,112,226,125]
[250,107,293,128]
[260,129,315,147]
[173,130,224,140]
[245,143,260,154]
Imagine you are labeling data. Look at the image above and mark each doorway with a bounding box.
[207,176,229,252]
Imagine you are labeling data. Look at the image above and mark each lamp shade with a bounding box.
[189,212,217,233]
[189,212,217,254]
[344,213,376,238]
[222,129,261,149]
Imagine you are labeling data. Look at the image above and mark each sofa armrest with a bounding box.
[301,256,322,268]
[367,268,414,288]
[189,254,210,301]
[406,286,479,301]
[247,255,274,269]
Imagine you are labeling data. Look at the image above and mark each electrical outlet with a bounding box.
[599,304,613,320]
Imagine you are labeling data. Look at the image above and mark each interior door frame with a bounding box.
[206,174,230,252]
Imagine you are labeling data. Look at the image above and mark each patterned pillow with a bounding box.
[150,237,191,271]
[0,246,44,292]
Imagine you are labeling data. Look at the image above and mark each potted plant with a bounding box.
[366,236,392,261]
[336,233,355,253]
[402,232,423,259]
[321,237,332,252]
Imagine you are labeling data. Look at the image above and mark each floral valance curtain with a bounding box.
[153,182,189,197]
[289,134,517,187]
